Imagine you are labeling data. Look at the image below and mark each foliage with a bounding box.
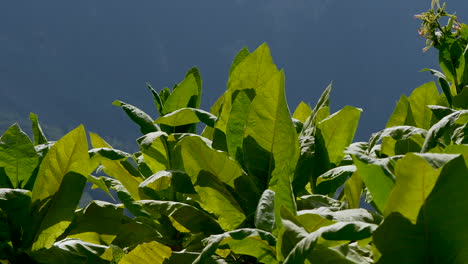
[0,2,467,263]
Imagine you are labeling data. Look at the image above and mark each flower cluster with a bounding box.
[415,0,461,52]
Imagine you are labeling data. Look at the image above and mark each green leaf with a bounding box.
[0,189,32,249]
[162,68,201,115]
[139,170,196,197]
[315,165,356,196]
[293,102,312,123]
[119,241,171,264]
[344,171,363,209]
[254,189,275,232]
[0,123,39,188]
[29,113,48,145]
[407,82,440,130]
[242,69,300,233]
[422,110,468,152]
[383,153,454,224]
[229,47,250,76]
[349,152,395,212]
[193,229,277,264]
[113,100,159,134]
[136,200,223,234]
[444,144,468,167]
[31,171,87,251]
[65,201,124,246]
[215,43,279,138]
[385,95,416,128]
[137,132,170,174]
[32,238,110,264]
[147,83,164,116]
[317,106,362,166]
[453,86,468,109]
[90,133,142,200]
[296,194,342,210]
[298,208,382,225]
[226,89,253,162]
[374,155,468,263]
[174,135,259,229]
[154,108,217,127]
[438,77,453,107]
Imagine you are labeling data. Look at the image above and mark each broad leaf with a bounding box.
[162,68,201,115]
[0,123,39,188]
[385,95,416,128]
[422,110,468,152]
[407,82,439,130]
[315,165,356,196]
[226,89,253,162]
[254,189,276,232]
[293,102,312,123]
[66,201,124,246]
[119,241,172,264]
[137,132,170,174]
[317,106,362,166]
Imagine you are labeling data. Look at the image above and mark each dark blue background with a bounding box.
[1,1,467,149]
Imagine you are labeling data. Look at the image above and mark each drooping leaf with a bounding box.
[296,194,342,211]
[136,200,223,234]
[113,100,160,134]
[65,201,124,246]
[317,106,362,166]
[32,238,110,264]
[0,123,39,188]
[154,108,216,128]
[315,165,356,196]
[193,228,277,264]
[29,113,48,145]
[137,132,170,175]
[118,241,172,264]
[90,133,142,200]
[422,110,468,152]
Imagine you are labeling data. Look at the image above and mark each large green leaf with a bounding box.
[174,135,259,229]
[90,133,142,200]
[369,126,427,156]
[317,106,362,166]
[374,155,468,263]
[407,82,439,130]
[113,100,160,134]
[119,241,172,264]
[31,125,89,207]
[315,165,356,196]
[242,69,300,232]
[0,124,39,188]
[65,201,124,246]
[215,43,279,137]
[154,108,216,127]
[344,171,363,209]
[31,171,87,251]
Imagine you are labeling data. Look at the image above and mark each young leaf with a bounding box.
[162,69,201,115]
[113,100,160,134]
[29,113,48,145]
[226,89,253,161]
[292,102,312,123]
